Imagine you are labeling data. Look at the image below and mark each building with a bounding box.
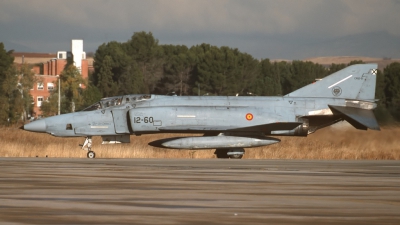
[29,75,59,117]
[41,40,89,77]
[13,40,91,117]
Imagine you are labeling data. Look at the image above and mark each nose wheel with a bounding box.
[80,136,96,158]
[87,151,96,159]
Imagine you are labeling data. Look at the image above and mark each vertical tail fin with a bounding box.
[285,64,378,100]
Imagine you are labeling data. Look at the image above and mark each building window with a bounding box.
[37,82,44,90]
[47,82,54,90]
[37,96,44,107]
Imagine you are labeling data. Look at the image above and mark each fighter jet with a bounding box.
[23,64,380,159]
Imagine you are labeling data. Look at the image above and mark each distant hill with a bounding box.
[265,56,400,70]
[302,56,400,70]
[256,31,400,60]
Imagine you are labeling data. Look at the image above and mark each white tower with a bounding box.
[71,39,84,73]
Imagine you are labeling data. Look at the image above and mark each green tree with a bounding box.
[1,70,18,124]
[252,59,282,96]
[374,69,393,123]
[17,64,36,121]
[0,43,14,78]
[96,55,118,97]
[61,65,86,112]
[118,60,144,95]
[348,60,364,66]
[384,62,400,121]
[40,91,59,117]
[42,70,103,116]
[192,44,224,95]
[0,43,17,125]
[161,45,196,95]
[42,65,86,115]
[124,31,164,93]
[81,84,102,109]
[292,61,327,91]
[327,63,346,74]
[192,44,257,96]
[224,48,259,96]
[278,61,329,95]
[93,41,131,85]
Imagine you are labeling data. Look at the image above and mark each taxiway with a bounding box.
[0,158,399,224]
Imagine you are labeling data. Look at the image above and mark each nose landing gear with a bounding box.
[80,136,95,158]
[87,150,95,159]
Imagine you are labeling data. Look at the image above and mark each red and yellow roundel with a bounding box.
[246,113,253,121]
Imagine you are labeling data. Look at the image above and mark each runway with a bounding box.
[0,158,399,224]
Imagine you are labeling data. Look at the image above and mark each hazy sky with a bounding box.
[1,0,400,60]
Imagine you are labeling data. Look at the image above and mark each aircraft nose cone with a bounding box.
[23,119,47,133]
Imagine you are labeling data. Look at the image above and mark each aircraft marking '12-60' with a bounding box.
[23,64,380,159]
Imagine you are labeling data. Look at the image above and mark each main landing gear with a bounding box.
[214,148,245,159]
[80,136,95,159]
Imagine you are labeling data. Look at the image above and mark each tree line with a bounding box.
[0,31,399,125]
[0,43,35,125]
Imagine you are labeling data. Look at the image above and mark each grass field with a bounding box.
[1,124,399,159]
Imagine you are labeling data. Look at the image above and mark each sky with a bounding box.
[1,0,400,60]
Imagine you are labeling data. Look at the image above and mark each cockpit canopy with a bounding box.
[82,94,153,111]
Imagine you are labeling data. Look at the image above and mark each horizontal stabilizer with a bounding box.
[328,105,380,131]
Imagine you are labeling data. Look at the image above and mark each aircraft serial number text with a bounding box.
[133,117,154,123]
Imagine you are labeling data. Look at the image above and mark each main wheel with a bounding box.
[227,148,245,159]
[87,151,96,159]
[214,148,245,159]
[214,149,229,158]
[229,154,243,159]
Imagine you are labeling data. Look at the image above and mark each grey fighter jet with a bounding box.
[23,64,380,159]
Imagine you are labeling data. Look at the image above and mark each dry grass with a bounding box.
[1,125,399,159]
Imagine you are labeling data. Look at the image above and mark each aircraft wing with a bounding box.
[158,122,302,133]
[158,126,236,132]
[228,122,302,132]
